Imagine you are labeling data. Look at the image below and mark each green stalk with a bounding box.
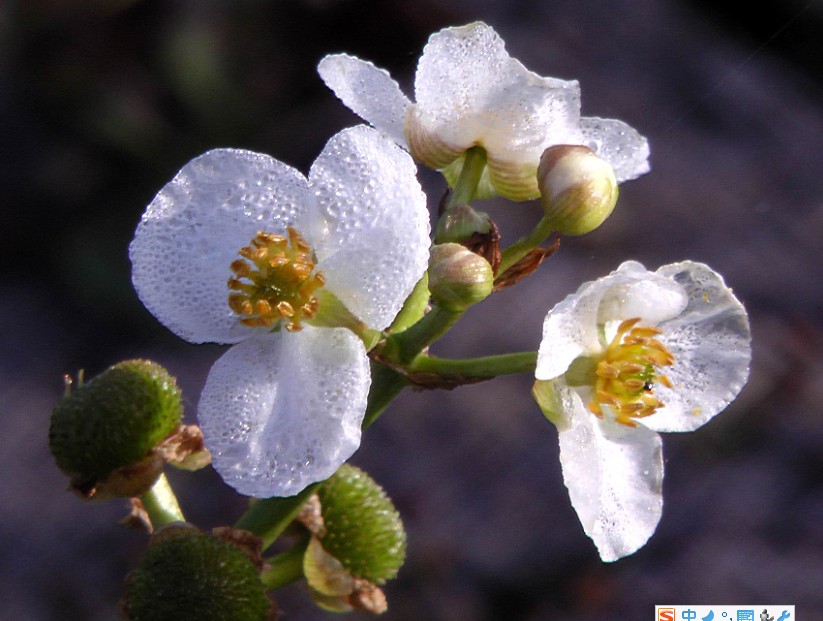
[234,484,319,550]
[363,361,408,430]
[497,215,555,275]
[381,305,463,365]
[367,151,490,424]
[409,351,538,382]
[260,540,309,590]
[140,473,184,527]
[447,147,487,208]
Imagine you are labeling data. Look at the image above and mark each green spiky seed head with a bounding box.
[122,526,274,621]
[49,359,182,493]
[317,464,406,584]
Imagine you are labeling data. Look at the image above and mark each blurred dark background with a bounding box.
[2,1,822,619]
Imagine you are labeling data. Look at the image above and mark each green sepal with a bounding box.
[532,379,571,431]
[303,537,354,598]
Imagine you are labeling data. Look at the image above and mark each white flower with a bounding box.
[533,261,750,561]
[130,125,430,497]
[318,21,649,202]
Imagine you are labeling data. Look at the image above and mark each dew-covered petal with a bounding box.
[130,149,312,344]
[405,105,467,172]
[596,261,688,329]
[580,117,651,183]
[318,54,412,146]
[536,261,687,381]
[309,125,430,330]
[535,279,604,381]
[412,21,581,193]
[485,149,544,201]
[198,328,369,498]
[641,261,751,433]
[555,381,664,562]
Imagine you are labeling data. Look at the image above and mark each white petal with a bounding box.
[642,262,751,432]
[198,328,370,498]
[414,22,581,169]
[405,104,468,172]
[318,54,411,146]
[555,382,663,561]
[536,278,603,381]
[580,117,651,183]
[597,261,688,328]
[130,149,312,344]
[536,261,686,381]
[309,125,430,330]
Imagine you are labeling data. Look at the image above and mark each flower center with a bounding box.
[227,227,325,332]
[589,317,675,427]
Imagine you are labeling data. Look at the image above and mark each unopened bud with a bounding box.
[537,145,618,236]
[428,243,494,311]
[49,359,183,499]
[435,203,492,244]
[121,524,275,621]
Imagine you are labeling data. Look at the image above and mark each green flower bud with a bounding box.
[428,243,494,311]
[122,525,275,621]
[537,145,619,236]
[435,203,493,245]
[315,464,406,585]
[49,359,183,498]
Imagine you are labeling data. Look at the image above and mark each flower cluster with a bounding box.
[51,22,754,619]
[123,22,751,564]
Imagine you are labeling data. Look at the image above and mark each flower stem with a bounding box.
[382,305,463,365]
[260,540,309,590]
[363,360,408,430]
[140,473,184,527]
[447,147,487,208]
[234,484,318,550]
[497,215,555,275]
[409,351,537,381]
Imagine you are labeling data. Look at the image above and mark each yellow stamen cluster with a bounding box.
[589,317,675,427]
[228,227,325,332]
